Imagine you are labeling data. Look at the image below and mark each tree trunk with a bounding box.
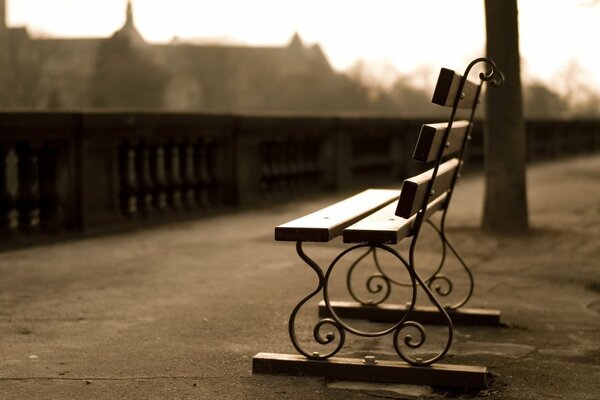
[483,0,529,233]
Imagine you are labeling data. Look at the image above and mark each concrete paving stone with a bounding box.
[326,381,435,399]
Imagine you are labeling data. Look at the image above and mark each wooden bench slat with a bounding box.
[275,189,400,242]
[431,68,480,110]
[413,121,469,163]
[395,158,459,219]
[343,192,448,244]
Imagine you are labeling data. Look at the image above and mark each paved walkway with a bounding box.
[1,154,599,399]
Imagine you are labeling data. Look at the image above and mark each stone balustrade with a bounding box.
[0,111,598,245]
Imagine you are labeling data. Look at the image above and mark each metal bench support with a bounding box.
[252,352,492,390]
[318,301,502,326]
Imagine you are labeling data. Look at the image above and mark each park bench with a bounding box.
[253,57,504,389]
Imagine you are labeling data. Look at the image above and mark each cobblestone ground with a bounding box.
[0,154,599,399]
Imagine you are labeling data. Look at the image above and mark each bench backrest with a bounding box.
[412,121,469,163]
[395,157,458,219]
[394,59,503,235]
[432,68,482,110]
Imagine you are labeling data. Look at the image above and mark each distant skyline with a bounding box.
[7,0,600,91]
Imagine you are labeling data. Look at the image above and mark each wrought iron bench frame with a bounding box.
[253,57,504,389]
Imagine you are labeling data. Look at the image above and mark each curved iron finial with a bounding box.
[464,57,504,87]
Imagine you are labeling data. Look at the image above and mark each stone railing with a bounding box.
[1,111,599,244]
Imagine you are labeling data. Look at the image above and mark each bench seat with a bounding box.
[275,189,400,242]
[343,192,448,244]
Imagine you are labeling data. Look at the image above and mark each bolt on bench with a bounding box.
[253,58,504,389]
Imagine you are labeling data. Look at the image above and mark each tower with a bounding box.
[0,0,6,31]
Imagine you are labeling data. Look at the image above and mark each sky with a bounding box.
[6,0,600,92]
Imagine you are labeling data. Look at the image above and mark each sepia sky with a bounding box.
[7,0,600,91]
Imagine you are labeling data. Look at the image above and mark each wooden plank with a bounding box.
[431,68,481,109]
[343,192,448,244]
[395,158,459,219]
[319,301,503,326]
[413,121,469,163]
[252,352,491,389]
[275,189,400,242]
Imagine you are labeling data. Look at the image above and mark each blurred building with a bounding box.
[0,0,372,113]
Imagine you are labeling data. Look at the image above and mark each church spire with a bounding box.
[125,0,134,27]
[112,0,144,45]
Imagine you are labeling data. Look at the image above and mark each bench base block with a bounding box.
[319,301,502,326]
[252,352,491,389]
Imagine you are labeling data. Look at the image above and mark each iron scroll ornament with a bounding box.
[288,242,454,366]
[343,224,475,311]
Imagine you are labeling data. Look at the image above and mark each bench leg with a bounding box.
[318,301,502,326]
[254,242,492,388]
[288,241,456,366]
[426,221,502,324]
[252,352,492,390]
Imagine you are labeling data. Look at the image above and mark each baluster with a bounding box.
[295,139,306,189]
[272,140,285,195]
[38,144,62,232]
[281,140,292,193]
[135,143,154,216]
[264,140,276,195]
[285,140,298,191]
[15,142,40,232]
[258,141,270,192]
[180,141,197,208]
[263,139,276,194]
[305,138,319,186]
[279,140,290,193]
[195,139,210,208]
[119,142,138,217]
[205,140,219,206]
[354,134,366,178]
[166,141,183,210]
[294,140,306,190]
[150,145,167,212]
[298,140,309,187]
[0,145,17,234]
